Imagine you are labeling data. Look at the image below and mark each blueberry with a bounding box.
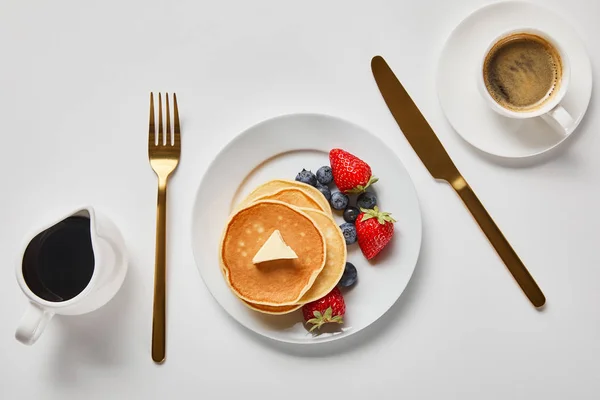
[316,166,333,185]
[357,192,377,209]
[339,222,357,245]
[343,206,360,223]
[316,183,331,201]
[339,262,358,287]
[295,169,317,186]
[330,191,349,210]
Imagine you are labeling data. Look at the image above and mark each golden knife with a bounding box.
[371,55,545,308]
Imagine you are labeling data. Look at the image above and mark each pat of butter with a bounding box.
[252,230,298,264]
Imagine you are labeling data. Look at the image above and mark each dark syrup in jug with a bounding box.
[22,216,95,302]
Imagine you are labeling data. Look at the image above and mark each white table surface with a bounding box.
[1,0,599,398]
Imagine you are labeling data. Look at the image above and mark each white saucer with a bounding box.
[191,114,422,344]
[437,1,593,159]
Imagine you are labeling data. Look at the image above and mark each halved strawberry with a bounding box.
[329,149,378,193]
[356,206,396,260]
[302,287,345,332]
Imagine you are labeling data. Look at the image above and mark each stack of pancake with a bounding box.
[219,179,347,314]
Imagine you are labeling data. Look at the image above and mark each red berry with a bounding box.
[329,149,378,193]
[356,206,396,260]
[302,287,345,332]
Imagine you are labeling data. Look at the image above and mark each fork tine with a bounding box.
[158,93,164,145]
[173,93,180,137]
[149,93,155,146]
[165,93,171,145]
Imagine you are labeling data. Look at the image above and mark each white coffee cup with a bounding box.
[15,206,128,345]
[478,28,574,134]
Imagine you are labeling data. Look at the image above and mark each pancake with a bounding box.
[295,209,346,303]
[255,188,324,212]
[238,179,331,214]
[220,200,326,306]
[242,301,302,315]
[244,208,347,314]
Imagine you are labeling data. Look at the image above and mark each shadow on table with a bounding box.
[460,92,595,169]
[46,262,137,381]
[244,228,431,358]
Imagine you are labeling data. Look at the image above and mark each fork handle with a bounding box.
[451,176,546,308]
[152,177,168,363]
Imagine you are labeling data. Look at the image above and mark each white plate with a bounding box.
[437,1,593,159]
[191,114,422,344]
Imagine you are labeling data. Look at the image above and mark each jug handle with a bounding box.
[15,302,54,345]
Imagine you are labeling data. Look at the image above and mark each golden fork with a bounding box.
[148,92,180,364]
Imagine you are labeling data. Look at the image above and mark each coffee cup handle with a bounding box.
[15,302,54,345]
[541,104,574,135]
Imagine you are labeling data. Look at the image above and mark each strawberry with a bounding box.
[356,206,396,260]
[302,287,345,332]
[329,149,378,194]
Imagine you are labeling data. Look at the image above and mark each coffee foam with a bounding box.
[483,33,562,112]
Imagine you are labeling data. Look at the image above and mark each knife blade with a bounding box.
[371,55,546,308]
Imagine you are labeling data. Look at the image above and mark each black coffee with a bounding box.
[22,216,95,302]
[483,33,562,112]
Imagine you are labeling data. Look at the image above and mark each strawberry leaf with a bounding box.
[381,213,396,223]
[364,176,378,189]
[359,206,396,224]
[360,213,377,222]
[345,176,379,194]
[346,186,365,194]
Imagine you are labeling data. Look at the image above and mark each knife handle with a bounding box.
[450,176,546,307]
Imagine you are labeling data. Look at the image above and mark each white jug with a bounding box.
[15,206,128,345]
